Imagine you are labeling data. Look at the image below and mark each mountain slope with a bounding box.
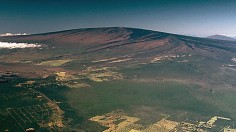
[1,27,235,57]
[0,27,235,75]
[207,34,236,41]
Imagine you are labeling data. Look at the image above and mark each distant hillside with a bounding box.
[207,35,236,41]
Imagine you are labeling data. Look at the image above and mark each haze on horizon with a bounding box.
[0,0,236,37]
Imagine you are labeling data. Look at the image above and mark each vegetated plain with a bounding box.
[0,27,236,131]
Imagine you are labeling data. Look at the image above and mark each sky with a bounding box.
[0,0,236,37]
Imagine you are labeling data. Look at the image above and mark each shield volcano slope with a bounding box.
[0,27,235,66]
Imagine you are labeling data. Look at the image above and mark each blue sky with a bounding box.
[0,0,236,37]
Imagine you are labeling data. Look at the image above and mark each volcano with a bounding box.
[0,27,236,131]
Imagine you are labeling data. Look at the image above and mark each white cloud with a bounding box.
[0,42,41,49]
[0,33,28,36]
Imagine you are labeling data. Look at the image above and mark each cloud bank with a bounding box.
[0,42,41,49]
[0,33,28,36]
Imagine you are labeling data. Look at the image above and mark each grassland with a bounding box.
[59,57,236,131]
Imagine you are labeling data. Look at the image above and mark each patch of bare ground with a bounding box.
[54,71,90,88]
[89,110,140,132]
[151,54,191,63]
[109,58,132,63]
[143,119,179,132]
[81,67,123,82]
